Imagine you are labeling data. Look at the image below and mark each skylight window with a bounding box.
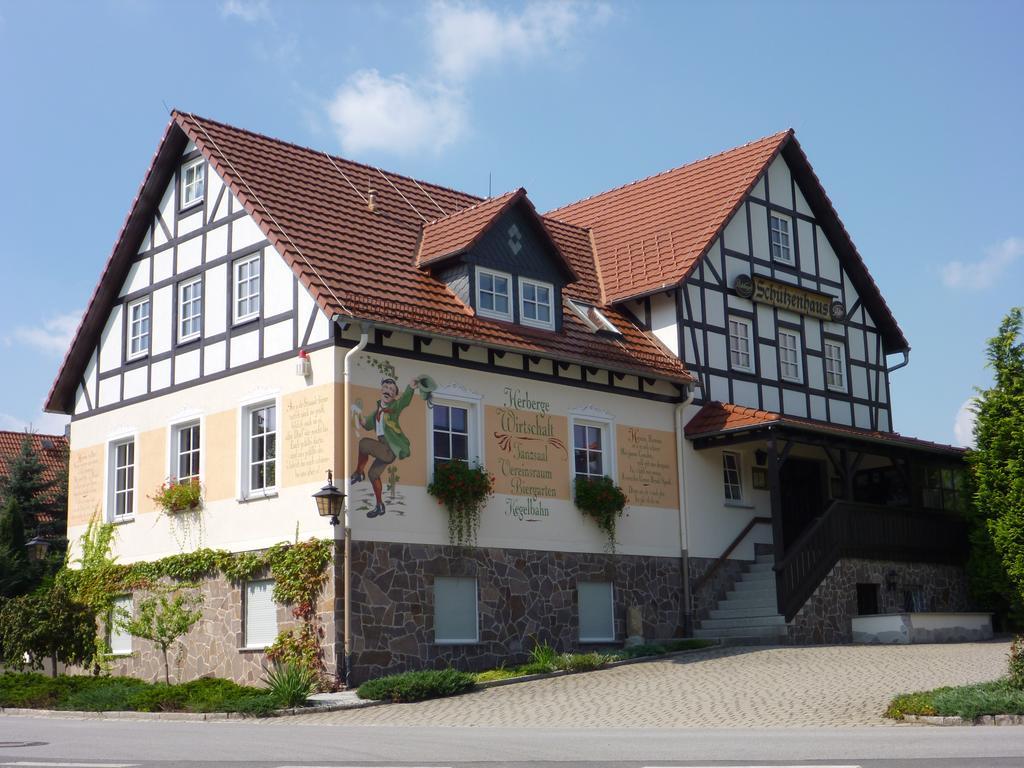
[566,298,620,335]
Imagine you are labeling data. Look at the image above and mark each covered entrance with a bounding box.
[686,402,968,623]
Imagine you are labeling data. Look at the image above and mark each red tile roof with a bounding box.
[45,114,692,413]
[417,189,522,267]
[549,131,791,304]
[549,131,908,353]
[684,402,963,456]
[0,430,69,502]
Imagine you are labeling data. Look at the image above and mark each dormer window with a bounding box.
[476,268,512,322]
[181,158,205,208]
[519,278,554,330]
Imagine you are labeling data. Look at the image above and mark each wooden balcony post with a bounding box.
[768,435,784,564]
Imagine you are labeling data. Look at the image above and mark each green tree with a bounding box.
[119,591,203,685]
[0,581,97,676]
[0,436,54,531]
[0,498,30,598]
[967,307,1024,620]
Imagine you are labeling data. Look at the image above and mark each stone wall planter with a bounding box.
[852,612,993,644]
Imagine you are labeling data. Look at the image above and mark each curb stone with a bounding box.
[904,713,1024,726]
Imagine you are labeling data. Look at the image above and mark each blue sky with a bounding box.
[0,0,1021,445]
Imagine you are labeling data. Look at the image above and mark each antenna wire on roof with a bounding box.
[411,177,448,217]
[375,167,427,223]
[183,113,354,318]
[322,152,368,204]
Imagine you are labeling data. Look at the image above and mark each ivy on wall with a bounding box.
[60,518,335,684]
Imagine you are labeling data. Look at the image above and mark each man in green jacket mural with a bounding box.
[351,377,421,518]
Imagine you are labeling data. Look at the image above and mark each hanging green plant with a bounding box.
[574,476,627,552]
[427,461,494,547]
[150,478,203,514]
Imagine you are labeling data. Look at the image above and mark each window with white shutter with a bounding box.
[578,581,615,642]
[244,579,278,648]
[434,577,478,644]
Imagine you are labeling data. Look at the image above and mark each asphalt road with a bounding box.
[3,717,1024,768]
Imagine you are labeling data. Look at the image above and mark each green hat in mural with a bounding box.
[415,375,438,402]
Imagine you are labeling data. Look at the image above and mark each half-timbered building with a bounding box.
[47,113,974,684]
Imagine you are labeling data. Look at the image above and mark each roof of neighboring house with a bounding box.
[0,430,69,508]
[684,402,963,456]
[549,130,908,353]
[44,113,694,413]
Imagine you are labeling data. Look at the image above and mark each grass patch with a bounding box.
[0,672,276,715]
[356,669,475,702]
[886,679,1024,720]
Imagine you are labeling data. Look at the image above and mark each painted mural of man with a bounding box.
[351,377,421,518]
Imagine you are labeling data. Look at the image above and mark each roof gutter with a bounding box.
[887,349,911,373]
[331,315,695,387]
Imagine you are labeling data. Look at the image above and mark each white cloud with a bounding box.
[953,397,977,448]
[429,1,607,81]
[327,70,467,155]
[7,311,81,357]
[322,1,608,156]
[941,237,1024,291]
[221,0,272,23]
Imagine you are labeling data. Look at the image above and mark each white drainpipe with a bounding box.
[674,381,697,633]
[341,321,371,687]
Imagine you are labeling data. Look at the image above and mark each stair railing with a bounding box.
[692,515,772,595]
[774,501,968,622]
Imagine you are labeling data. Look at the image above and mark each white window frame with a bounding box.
[126,297,151,361]
[578,581,615,642]
[728,316,754,373]
[825,340,847,391]
[108,437,137,521]
[570,413,615,482]
[427,390,483,482]
[433,576,480,645]
[180,157,205,209]
[722,451,743,502]
[233,253,261,324]
[241,400,278,499]
[475,267,513,322]
[518,277,555,330]
[178,277,203,343]
[108,594,133,656]
[770,213,793,264]
[170,418,202,484]
[244,579,278,649]
[778,328,803,383]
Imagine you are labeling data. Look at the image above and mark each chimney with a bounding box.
[367,189,376,212]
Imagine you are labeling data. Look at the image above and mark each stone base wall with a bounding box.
[98,549,339,686]
[346,541,684,683]
[687,555,748,623]
[788,559,971,645]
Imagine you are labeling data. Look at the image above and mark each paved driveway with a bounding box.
[288,641,1009,728]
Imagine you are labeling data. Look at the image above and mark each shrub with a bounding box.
[528,640,560,672]
[357,668,475,702]
[619,643,668,659]
[263,662,316,708]
[60,678,150,712]
[1009,636,1024,689]
[559,652,610,673]
[0,582,97,676]
[150,478,203,514]
[886,691,937,719]
[574,476,627,551]
[427,461,494,547]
